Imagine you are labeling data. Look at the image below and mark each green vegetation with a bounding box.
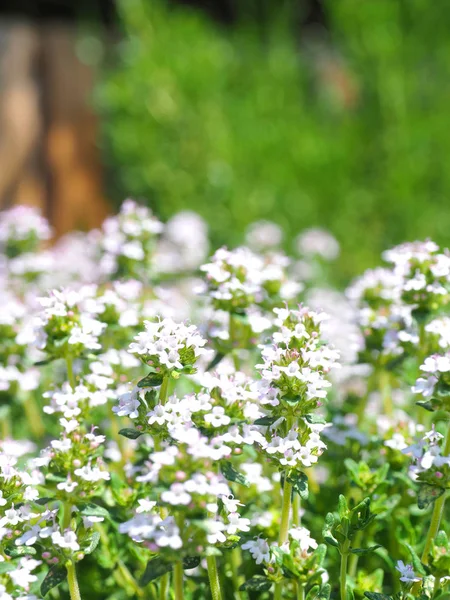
[98,0,450,281]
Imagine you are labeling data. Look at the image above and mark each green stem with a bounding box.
[348,530,363,578]
[229,547,244,600]
[340,541,350,600]
[67,563,82,600]
[174,561,184,600]
[274,475,293,600]
[159,376,169,405]
[421,419,450,564]
[229,313,240,370]
[380,370,393,417]
[21,391,45,439]
[206,555,223,600]
[66,354,76,390]
[159,573,169,600]
[279,477,292,545]
[292,494,301,527]
[296,583,305,600]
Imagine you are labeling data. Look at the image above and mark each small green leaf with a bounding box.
[182,556,201,569]
[137,373,164,388]
[364,593,393,600]
[4,545,36,558]
[35,496,56,506]
[83,531,101,555]
[206,352,226,372]
[304,414,327,425]
[338,495,348,519]
[41,565,67,596]
[239,576,272,592]
[0,563,15,574]
[416,400,435,412]
[254,416,278,426]
[79,503,110,519]
[140,558,172,585]
[287,470,309,500]
[119,428,143,440]
[350,545,381,555]
[220,461,249,487]
[417,484,445,509]
[405,543,428,576]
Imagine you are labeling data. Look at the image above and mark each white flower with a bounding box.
[395,560,421,583]
[289,526,318,552]
[161,483,191,506]
[113,387,141,419]
[242,538,272,564]
[136,499,157,513]
[205,520,227,545]
[226,513,251,535]
[204,407,231,428]
[52,530,80,552]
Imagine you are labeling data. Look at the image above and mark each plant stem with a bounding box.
[279,477,292,545]
[21,391,45,439]
[421,418,450,564]
[296,582,305,600]
[229,547,244,600]
[66,354,76,390]
[174,561,184,600]
[63,502,81,600]
[340,541,350,600]
[274,475,293,600]
[67,562,82,600]
[380,370,393,417]
[348,530,363,578]
[292,493,301,527]
[159,573,169,600]
[206,555,223,600]
[159,376,169,405]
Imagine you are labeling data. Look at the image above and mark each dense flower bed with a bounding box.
[1,202,450,600]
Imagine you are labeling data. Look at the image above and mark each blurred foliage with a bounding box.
[97,0,450,282]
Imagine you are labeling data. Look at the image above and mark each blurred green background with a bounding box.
[97,0,450,281]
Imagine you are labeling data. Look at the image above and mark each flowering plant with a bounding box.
[1,203,450,600]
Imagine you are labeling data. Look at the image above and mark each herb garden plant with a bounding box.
[1,202,450,600]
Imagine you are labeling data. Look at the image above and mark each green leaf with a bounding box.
[254,416,278,426]
[34,358,53,366]
[182,556,201,569]
[79,503,110,519]
[137,372,164,388]
[140,557,172,585]
[220,460,249,487]
[239,576,272,592]
[364,594,393,600]
[405,543,428,576]
[417,484,445,509]
[346,586,355,600]
[35,496,56,506]
[119,428,143,440]
[0,562,15,574]
[287,470,309,499]
[83,531,101,555]
[322,513,339,548]
[206,352,226,372]
[416,400,435,412]
[317,584,331,600]
[304,414,327,425]
[4,545,36,558]
[338,495,349,519]
[41,565,67,596]
[350,545,381,555]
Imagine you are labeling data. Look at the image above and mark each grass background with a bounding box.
[97,0,450,283]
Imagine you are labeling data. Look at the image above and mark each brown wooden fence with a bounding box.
[0,21,110,236]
